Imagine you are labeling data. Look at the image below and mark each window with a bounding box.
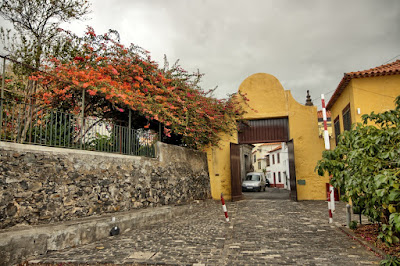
[334,116,340,145]
[258,161,261,169]
[277,153,280,164]
[278,172,281,183]
[266,155,270,167]
[342,104,352,131]
[272,154,275,164]
[246,174,260,181]
[253,154,256,163]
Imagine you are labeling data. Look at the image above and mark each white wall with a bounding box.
[252,143,280,174]
[268,142,290,189]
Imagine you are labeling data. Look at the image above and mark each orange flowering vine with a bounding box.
[32,27,249,148]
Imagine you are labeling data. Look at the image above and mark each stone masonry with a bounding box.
[0,141,211,229]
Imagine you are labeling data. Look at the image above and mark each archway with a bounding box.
[230,118,297,201]
[205,73,329,201]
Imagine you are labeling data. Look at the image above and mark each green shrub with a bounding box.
[349,221,358,230]
[381,255,400,266]
[316,96,400,245]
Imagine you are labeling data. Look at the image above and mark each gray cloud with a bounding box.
[5,0,400,107]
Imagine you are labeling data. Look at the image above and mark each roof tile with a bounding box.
[317,110,331,118]
[270,145,282,152]
[259,142,281,146]
[327,60,400,110]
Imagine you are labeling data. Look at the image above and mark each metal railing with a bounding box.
[0,99,157,157]
[0,54,158,158]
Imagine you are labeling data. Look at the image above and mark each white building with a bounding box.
[251,142,281,175]
[268,142,290,190]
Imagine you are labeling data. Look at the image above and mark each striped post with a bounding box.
[321,94,330,150]
[221,193,229,222]
[321,94,335,223]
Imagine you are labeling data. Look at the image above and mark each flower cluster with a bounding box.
[33,27,248,148]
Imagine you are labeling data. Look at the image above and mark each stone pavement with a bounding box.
[28,189,381,265]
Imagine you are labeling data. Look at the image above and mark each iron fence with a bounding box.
[0,54,159,157]
[0,98,157,157]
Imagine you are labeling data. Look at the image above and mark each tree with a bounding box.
[0,0,91,69]
[316,97,400,245]
[0,0,91,142]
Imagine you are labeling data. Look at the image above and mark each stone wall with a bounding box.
[0,141,210,229]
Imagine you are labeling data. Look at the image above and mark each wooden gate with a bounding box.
[233,118,297,201]
[230,143,242,201]
[238,118,289,144]
[287,139,297,201]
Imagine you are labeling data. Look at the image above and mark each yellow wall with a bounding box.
[252,146,263,173]
[329,75,400,147]
[286,91,329,200]
[329,80,355,145]
[206,73,329,200]
[353,75,400,122]
[237,73,289,119]
[205,132,237,199]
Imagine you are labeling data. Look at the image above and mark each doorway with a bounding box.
[230,118,297,201]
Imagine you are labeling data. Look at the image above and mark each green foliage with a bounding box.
[349,221,358,230]
[29,111,77,147]
[137,144,155,157]
[379,223,400,246]
[316,96,400,245]
[381,255,400,266]
[86,133,113,151]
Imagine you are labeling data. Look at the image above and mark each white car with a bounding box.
[242,172,267,192]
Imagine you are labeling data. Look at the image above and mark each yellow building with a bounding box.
[206,73,328,201]
[326,60,400,146]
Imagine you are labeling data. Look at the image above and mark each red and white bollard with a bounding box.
[321,94,330,151]
[329,179,335,223]
[327,189,333,223]
[221,193,229,222]
[321,94,335,223]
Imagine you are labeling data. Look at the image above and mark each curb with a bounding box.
[336,225,387,259]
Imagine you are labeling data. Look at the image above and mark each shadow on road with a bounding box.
[243,187,290,200]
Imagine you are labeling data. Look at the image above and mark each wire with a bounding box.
[305,54,399,105]
[308,55,399,108]
[355,87,397,99]
[312,89,336,103]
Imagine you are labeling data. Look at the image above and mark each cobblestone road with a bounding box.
[29,189,381,265]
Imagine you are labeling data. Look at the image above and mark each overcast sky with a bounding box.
[3,0,400,108]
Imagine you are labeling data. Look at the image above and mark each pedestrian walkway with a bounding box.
[28,193,381,265]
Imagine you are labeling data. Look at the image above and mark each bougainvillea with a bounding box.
[32,27,248,148]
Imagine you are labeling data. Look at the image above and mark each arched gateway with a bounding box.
[205,73,329,201]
